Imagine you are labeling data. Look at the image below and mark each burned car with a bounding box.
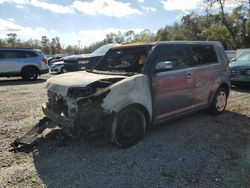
[13,42,230,148]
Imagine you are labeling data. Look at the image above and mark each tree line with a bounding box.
[0,0,249,55]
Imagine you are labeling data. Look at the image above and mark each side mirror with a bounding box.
[231,57,236,62]
[155,61,173,72]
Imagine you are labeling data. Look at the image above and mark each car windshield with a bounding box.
[91,44,116,56]
[237,52,250,62]
[94,46,151,73]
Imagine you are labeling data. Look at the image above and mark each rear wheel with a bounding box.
[21,67,39,81]
[105,106,146,148]
[209,87,228,115]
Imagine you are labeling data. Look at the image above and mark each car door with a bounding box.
[191,45,221,107]
[151,44,195,121]
[1,50,23,73]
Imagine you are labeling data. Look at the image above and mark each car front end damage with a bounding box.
[42,83,113,138]
[11,71,153,149]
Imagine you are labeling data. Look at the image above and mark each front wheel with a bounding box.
[105,106,146,148]
[60,67,66,74]
[209,87,228,115]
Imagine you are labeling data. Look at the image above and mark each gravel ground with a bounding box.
[0,74,249,188]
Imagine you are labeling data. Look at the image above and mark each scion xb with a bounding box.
[42,41,230,148]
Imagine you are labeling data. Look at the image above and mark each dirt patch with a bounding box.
[0,74,249,187]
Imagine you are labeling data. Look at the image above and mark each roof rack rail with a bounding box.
[0,47,34,49]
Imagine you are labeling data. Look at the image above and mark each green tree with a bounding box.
[7,33,17,47]
[55,37,61,53]
[51,38,57,55]
[0,39,7,47]
[41,36,51,54]
[133,29,155,42]
[124,30,136,43]
[155,26,169,41]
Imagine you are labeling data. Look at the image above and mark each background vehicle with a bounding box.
[225,50,236,61]
[230,51,250,86]
[0,48,49,80]
[48,54,65,66]
[64,43,118,72]
[235,49,250,59]
[50,61,65,74]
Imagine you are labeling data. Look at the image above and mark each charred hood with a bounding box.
[46,71,126,97]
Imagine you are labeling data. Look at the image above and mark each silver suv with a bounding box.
[42,41,230,148]
[0,48,49,80]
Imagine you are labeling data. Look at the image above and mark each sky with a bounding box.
[0,0,244,47]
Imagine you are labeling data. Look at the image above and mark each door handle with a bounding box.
[187,73,192,79]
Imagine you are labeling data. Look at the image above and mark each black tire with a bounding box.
[21,67,39,81]
[60,67,67,74]
[105,106,146,148]
[209,87,228,115]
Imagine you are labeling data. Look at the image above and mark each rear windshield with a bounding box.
[95,46,151,73]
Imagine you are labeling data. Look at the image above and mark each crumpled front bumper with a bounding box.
[42,101,108,138]
[42,104,74,128]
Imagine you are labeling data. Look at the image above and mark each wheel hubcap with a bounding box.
[216,91,227,112]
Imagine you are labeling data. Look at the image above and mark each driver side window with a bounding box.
[154,44,192,70]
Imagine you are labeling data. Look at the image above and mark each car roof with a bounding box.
[0,47,36,51]
[157,41,222,45]
[113,42,157,49]
[112,41,222,50]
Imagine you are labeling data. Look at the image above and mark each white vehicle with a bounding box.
[50,61,65,74]
[0,48,49,80]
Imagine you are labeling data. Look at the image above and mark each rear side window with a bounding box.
[191,45,218,65]
[24,51,38,58]
[216,45,229,64]
[1,50,38,59]
[154,44,192,69]
[2,50,20,59]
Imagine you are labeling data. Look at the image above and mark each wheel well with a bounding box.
[126,104,151,127]
[21,65,39,75]
[219,83,230,96]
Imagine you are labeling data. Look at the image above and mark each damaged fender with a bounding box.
[102,74,153,121]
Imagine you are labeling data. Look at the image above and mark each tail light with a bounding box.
[42,58,48,64]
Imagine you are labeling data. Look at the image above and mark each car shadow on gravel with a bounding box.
[29,110,250,188]
[0,78,46,86]
[231,85,250,93]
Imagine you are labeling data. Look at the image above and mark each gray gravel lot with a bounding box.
[0,74,250,188]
